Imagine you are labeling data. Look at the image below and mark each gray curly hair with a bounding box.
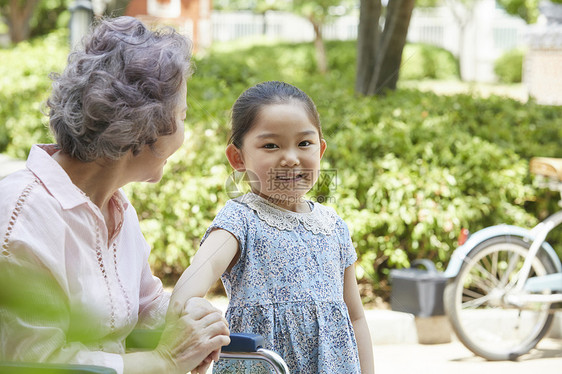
[47,16,193,162]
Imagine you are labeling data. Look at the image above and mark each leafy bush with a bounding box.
[0,29,68,157]
[494,48,525,83]
[400,43,459,80]
[3,33,562,297]
[316,89,561,291]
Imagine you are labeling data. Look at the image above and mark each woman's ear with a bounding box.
[320,139,327,159]
[226,144,246,171]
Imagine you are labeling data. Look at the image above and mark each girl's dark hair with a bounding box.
[47,16,193,162]
[229,81,322,148]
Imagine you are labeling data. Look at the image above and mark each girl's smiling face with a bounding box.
[226,102,327,212]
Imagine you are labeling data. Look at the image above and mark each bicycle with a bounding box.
[443,157,562,361]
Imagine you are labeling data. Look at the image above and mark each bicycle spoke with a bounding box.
[499,251,522,289]
[471,262,499,289]
[491,250,499,280]
[462,287,487,301]
[481,255,492,274]
[468,275,495,294]
[461,293,491,309]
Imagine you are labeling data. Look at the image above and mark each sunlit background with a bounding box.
[1,0,561,305]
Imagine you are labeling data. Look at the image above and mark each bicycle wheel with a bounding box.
[444,236,557,360]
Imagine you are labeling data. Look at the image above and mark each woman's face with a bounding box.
[130,83,187,183]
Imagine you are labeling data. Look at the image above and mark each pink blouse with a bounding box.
[0,145,170,373]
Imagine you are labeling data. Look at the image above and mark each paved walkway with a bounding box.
[373,338,562,374]
[209,297,562,373]
[368,308,562,373]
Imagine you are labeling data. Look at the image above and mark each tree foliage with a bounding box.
[497,0,540,23]
[97,0,132,16]
[30,0,69,37]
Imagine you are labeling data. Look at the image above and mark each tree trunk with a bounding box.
[366,0,404,95]
[457,23,467,80]
[355,0,416,96]
[312,21,328,74]
[373,0,415,92]
[446,0,476,81]
[261,12,267,35]
[355,0,382,94]
[7,0,40,43]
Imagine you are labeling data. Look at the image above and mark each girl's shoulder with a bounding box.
[214,196,255,222]
[310,201,349,232]
[222,194,262,213]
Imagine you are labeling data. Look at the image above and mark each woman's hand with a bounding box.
[156,297,230,373]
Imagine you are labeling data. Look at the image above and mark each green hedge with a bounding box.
[494,48,525,83]
[400,43,459,80]
[0,29,67,157]
[2,33,562,296]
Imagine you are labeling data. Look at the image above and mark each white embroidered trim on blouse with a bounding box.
[238,193,337,235]
[2,179,39,257]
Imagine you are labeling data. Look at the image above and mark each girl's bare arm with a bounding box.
[169,229,239,316]
[344,264,375,374]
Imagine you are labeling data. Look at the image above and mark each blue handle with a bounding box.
[222,332,265,352]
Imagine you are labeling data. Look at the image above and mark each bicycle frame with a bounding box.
[444,224,562,279]
[444,217,562,307]
[517,210,562,289]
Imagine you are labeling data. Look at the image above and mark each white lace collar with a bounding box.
[236,193,337,235]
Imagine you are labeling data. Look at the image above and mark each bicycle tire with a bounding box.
[444,236,557,360]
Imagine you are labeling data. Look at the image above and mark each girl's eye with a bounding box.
[264,143,278,149]
[299,141,311,147]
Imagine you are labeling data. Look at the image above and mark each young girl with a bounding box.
[171,81,374,373]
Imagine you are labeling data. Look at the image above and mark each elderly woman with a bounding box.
[0,17,229,374]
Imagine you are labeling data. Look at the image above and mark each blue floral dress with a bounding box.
[206,193,361,373]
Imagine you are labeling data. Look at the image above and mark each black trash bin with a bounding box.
[389,259,447,317]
